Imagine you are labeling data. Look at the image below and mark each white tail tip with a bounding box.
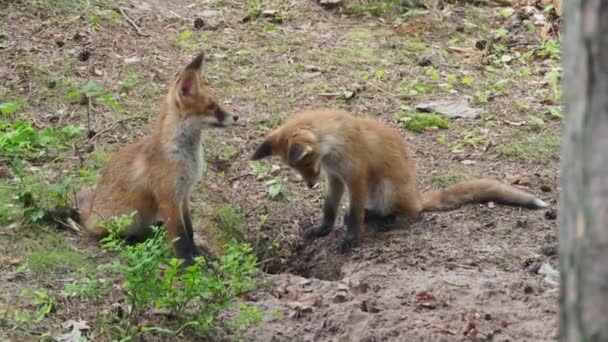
[532,198,548,208]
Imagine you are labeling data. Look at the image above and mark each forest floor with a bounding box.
[0,0,561,340]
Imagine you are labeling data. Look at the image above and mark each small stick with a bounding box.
[227,173,255,183]
[441,279,470,288]
[118,7,151,37]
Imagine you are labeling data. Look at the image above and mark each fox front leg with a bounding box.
[340,179,366,254]
[303,175,344,240]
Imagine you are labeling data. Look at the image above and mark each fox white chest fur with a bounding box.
[166,117,205,198]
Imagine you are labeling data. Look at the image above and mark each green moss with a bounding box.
[430,172,471,187]
[499,133,560,161]
[396,112,449,133]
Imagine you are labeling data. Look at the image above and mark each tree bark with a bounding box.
[559,0,608,341]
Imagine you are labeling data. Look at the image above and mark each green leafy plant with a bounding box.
[243,0,262,21]
[0,121,83,159]
[0,101,19,116]
[250,161,288,201]
[19,288,56,322]
[118,74,140,92]
[68,81,121,111]
[230,303,264,340]
[539,39,560,60]
[545,67,561,102]
[91,213,260,338]
[63,274,110,302]
[176,29,206,51]
[449,129,485,152]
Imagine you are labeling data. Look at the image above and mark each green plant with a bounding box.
[529,115,545,129]
[545,67,561,102]
[63,274,110,302]
[243,0,262,21]
[27,0,88,9]
[0,101,19,115]
[538,39,560,60]
[450,129,485,152]
[213,205,245,243]
[176,30,207,51]
[345,0,420,18]
[67,81,121,111]
[547,105,563,119]
[250,161,288,201]
[118,74,140,92]
[93,213,260,338]
[430,172,470,187]
[19,288,56,322]
[230,303,264,340]
[395,111,449,133]
[500,133,560,161]
[0,121,83,159]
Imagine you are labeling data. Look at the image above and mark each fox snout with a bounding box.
[214,107,239,126]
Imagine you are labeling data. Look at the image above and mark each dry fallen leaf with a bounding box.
[0,256,21,267]
[415,290,436,302]
[58,320,90,342]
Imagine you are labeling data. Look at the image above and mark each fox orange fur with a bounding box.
[251,109,546,252]
[75,52,238,265]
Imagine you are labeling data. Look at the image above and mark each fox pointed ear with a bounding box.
[178,71,199,98]
[178,53,204,98]
[186,52,204,71]
[252,139,273,160]
[288,143,312,165]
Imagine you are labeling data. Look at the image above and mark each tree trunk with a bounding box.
[559,0,608,341]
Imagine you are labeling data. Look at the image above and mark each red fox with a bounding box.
[251,109,546,253]
[74,52,238,265]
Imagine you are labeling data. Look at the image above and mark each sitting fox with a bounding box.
[75,52,238,265]
[251,109,546,253]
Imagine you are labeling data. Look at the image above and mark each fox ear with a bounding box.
[252,139,273,160]
[185,52,204,71]
[178,71,199,98]
[287,143,312,165]
[178,52,204,98]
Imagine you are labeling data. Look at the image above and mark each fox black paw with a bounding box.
[303,224,332,240]
[339,235,359,254]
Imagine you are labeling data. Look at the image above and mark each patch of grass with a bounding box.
[449,129,485,152]
[346,26,393,41]
[212,204,246,244]
[395,111,449,133]
[26,0,87,9]
[175,29,208,52]
[118,74,140,93]
[17,232,93,274]
[0,26,7,40]
[430,172,471,187]
[345,0,426,18]
[243,0,262,21]
[331,46,381,67]
[402,40,428,53]
[499,133,560,161]
[254,91,289,113]
[256,115,285,130]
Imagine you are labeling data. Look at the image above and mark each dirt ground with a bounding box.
[0,0,561,340]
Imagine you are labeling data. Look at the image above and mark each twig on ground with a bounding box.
[227,173,255,183]
[118,7,151,37]
[441,279,470,288]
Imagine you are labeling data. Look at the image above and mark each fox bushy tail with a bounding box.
[421,179,547,212]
